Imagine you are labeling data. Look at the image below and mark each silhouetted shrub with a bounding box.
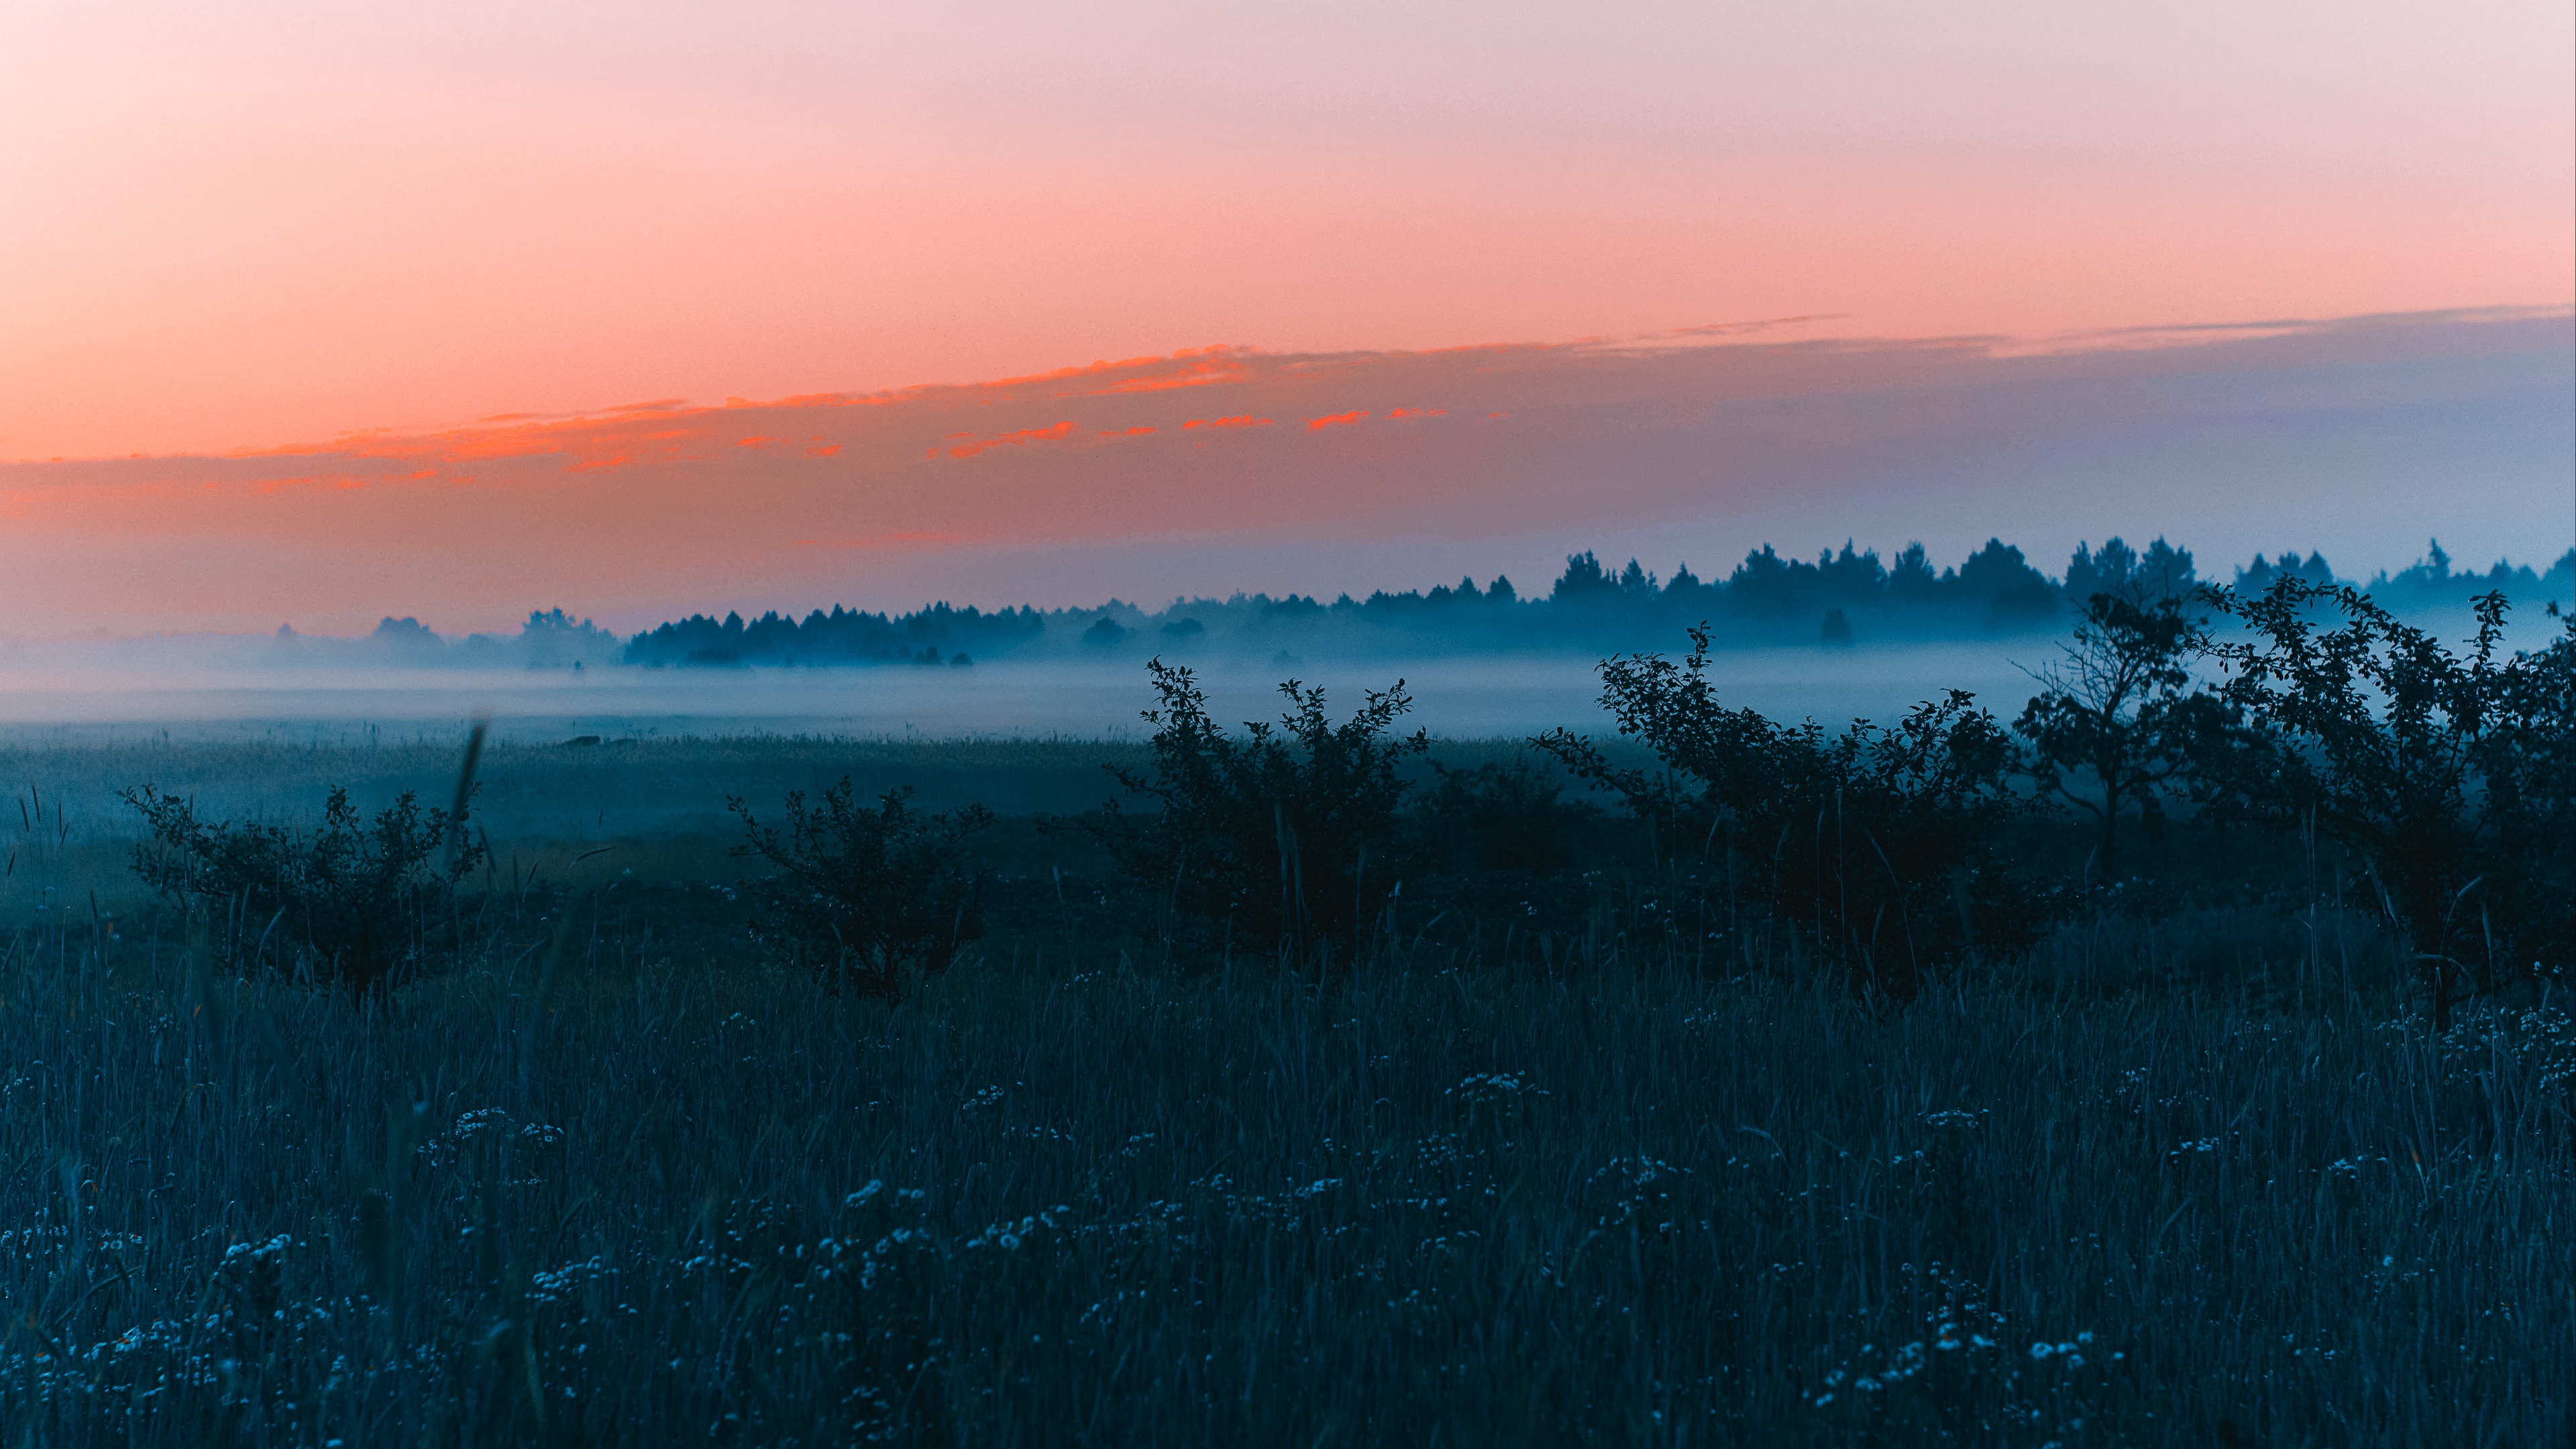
[2497,605,2576,843]
[1538,623,2021,998]
[1091,659,1428,962]
[730,780,993,997]
[2202,580,2576,1026]
[1411,756,1597,876]
[123,784,488,996]
[2015,590,2247,884]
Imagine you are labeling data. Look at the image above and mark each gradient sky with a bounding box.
[3,2,2569,635]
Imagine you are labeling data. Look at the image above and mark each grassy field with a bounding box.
[0,735,1152,911]
[0,735,2569,1445]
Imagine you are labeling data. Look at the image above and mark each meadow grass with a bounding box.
[0,735,2567,1445]
[0,735,1601,919]
[0,737,1159,930]
[1,898,2567,1446]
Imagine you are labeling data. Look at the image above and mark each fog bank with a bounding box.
[0,645,2064,745]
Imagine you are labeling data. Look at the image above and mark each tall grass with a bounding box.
[2,905,2565,1445]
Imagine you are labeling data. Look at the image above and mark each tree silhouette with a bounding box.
[2200,579,2569,1028]
[2015,592,2235,884]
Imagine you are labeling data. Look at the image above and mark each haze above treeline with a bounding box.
[74,535,2576,672]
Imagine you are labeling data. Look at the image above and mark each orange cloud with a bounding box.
[989,354,1182,388]
[1079,354,1256,395]
[1673,315,1843,337]
[945,420,1077,460]
[211,346,1271,478]
[805,443,842,458]
[237,407,706,474]
[3,308,2555,639]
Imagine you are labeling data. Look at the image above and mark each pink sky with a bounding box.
[1,3,2569,633]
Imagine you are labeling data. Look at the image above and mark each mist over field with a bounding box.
[3,535,2563,749]
[0,644,2048,743]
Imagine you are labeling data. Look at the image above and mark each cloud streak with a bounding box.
[0,309,2565,636]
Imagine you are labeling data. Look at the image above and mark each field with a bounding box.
[1,732,2570,1446]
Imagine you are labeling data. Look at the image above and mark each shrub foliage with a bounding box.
[2201,579,2576,1025]
[122,783,488,995]
[1091,659,1428,960]
[2013,590,2244,883]
[730,779,994,996]
[1411,755,1598,877]
[1538,623,2020,997]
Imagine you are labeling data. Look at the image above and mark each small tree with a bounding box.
[2201,579,2575,1028]
[1091,659,1428,961]
[730,781,992,997]
[2015,590,2243,884]
[124,784,488,996]
[1537,623,2019,998]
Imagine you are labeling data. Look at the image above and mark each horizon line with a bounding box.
[7,536,2566,649]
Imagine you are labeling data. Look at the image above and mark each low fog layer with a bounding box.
[0,646,2042,745]
[6,619,2569,751]
[1,535,2564,743]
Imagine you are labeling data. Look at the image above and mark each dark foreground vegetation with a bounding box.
[1,578,2571,1445]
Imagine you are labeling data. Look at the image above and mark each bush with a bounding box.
[2202,580,2576,1026]
[2495,608,2576,916]
[2014,590,2246,884]
[1538,623,2021,998]
[729,780,994,996]
[123,783,488,996]
[1410,755,1597,876]
[1090,659,1428,962]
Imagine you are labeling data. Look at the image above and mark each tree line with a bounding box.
[617,537,2574,666]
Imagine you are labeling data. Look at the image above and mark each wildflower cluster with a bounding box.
[2443,1000,2576,1095]
[415,1106,568,1186]
[1587,1155,1690,1232]
[1805,1263,2124,1442]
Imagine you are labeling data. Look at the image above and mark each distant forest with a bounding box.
[616,537,2576,669]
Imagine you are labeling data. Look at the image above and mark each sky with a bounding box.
[2,1,2569,636]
